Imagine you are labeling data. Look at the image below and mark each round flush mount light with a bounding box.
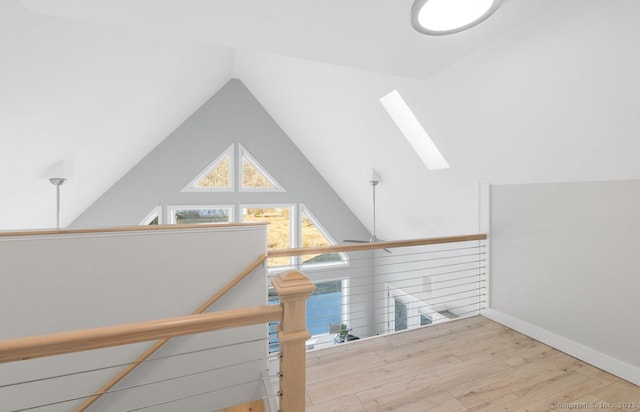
[411,0,502,36]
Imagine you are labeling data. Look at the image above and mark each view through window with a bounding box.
[195,155,230,189]
[145,147,348,269]
[242,156,273,189]
[183,144,234,191]
[172,207,232,224]
[269,279,344,352]
[240,145,283,191]
[242,207,292,267]
[301,207,345,266]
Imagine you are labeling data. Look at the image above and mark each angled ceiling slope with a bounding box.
[4,0,640,240]
[0,1,235,231]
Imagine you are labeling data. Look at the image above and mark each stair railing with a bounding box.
[0,270,314,412]
[268,234,487,258]
[75,253,267,412]
[267,234,488,352]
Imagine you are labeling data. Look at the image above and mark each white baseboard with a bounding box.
[482,308,640,386]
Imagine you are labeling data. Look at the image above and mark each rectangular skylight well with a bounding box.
[379,90,450,170]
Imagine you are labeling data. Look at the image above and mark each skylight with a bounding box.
[411,0,501,35]
[379,90,449,170]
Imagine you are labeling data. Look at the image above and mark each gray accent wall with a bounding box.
[70,79,370,245]
[487,180,640,385]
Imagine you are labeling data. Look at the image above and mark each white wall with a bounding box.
[486,180,640,385]
[0,225,268,411]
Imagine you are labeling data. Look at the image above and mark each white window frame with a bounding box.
[238,144,285,192]
[270,277,349,346]
[299,204,349,271]
[167,205,234,225]
[340,278,350,327]
[385,285,448,334]
[139,205,163,225]
[312,278,350,341]
[241,204,296,270]
[386,286,419,333]
[182,144,235,192]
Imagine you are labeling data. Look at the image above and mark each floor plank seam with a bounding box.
[305,316,640,412]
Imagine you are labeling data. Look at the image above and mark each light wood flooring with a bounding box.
[214,399,265,412]
[305,316,640,411]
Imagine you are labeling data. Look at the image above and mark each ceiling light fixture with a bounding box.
[411,0,502,36]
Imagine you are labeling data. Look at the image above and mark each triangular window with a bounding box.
[183,145,234,191]
[140,206,162,225]
[300,205,346,266]
[239,145,284,192]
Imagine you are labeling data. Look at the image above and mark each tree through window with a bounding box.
[182,144,234,191]
[239,145,284,191]
[242,206,293,267]
[301,206,346,266]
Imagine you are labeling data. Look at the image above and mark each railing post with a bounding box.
[271,270,316,412]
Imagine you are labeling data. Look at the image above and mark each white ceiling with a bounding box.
[2,0,640,238]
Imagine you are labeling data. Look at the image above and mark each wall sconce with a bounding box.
[47,159,73,230]
[49,178,66,230]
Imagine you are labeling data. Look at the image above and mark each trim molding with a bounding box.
[0,222,267,238]
[482,308,640,386]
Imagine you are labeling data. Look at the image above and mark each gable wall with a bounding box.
[70,79,370,244]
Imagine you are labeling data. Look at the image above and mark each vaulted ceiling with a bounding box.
[2,0,640,238]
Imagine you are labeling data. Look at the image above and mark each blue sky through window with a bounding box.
[269,281,342,352]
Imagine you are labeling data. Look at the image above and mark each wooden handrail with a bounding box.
[0,222,268,238]
[0,304,282,364]
[268,234,487,257]
[0,270,314,412]
[193,254,267,314]
[74,253,267,411]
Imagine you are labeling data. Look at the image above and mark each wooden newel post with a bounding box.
[271,270,316,412]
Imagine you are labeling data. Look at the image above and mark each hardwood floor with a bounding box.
[305,316,640,411]
[214,399,265,412]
